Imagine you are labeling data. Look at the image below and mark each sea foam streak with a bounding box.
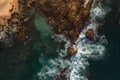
[37,0,110,80]
[37,34,71,80]
[68,0,110,80]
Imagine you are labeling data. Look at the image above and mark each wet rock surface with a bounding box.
[85,29,95,40]
[38,0,93,43]
[0,0,97,80]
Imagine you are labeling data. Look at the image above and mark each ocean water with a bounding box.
[0,0,120,80]
[33,1,108,79]
[33,0,120,80]
[34,1,109,80]
[89,0,120,80]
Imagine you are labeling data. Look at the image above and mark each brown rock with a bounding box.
[60,68,67,78]
[68,48,78,55]
[37,0,93,43]
[85,29,95,40]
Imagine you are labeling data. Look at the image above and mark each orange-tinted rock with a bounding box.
[68,48,78,55]
[85,29,95,40]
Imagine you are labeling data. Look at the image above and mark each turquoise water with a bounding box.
[0,0,120,80]
[32,1,108,79]
[31,14,67,80]
[0,12,63,80]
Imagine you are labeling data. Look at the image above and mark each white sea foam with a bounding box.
[84,0,89,6]
[37,0,110,80]
[37,34,71,79]
[38,56,71,80]
[52,34,71,57]
[68,0,110,80]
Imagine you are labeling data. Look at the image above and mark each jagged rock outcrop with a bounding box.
[37,0,93,43]
[85,28,95,40]
[68,47,78,55]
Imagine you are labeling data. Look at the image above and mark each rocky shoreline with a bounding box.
[38,0,94,43]
[0,0,108,80]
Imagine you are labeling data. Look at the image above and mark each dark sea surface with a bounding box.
[89,0,120,80]
[25,2,120,79]
[0,0,120,80]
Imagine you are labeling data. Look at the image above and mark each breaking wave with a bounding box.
[37,0,111,80]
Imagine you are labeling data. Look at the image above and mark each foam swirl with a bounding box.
[37,0,110,80]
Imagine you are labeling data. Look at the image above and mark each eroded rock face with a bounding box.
[0,0,94,43]
[37,0,93,43]
[85,28,95,40]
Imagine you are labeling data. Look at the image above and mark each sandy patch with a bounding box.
[0,0,18,20]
